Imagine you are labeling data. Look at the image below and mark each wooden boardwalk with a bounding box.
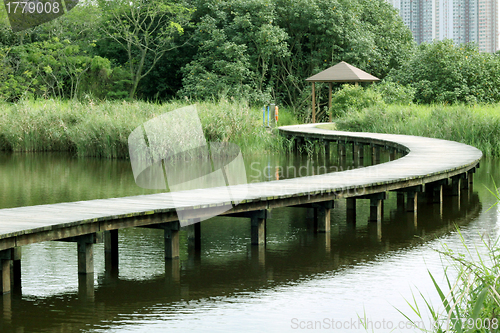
[0,124,482,293]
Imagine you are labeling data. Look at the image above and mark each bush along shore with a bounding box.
[0,99,299,159]
[2,95,500,159]
[313,82,500,157]
[328,102,500,157]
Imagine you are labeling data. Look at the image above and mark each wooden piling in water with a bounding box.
[104,230,119,274]
[406,191,418,213]
[77,235,94,274]
[372,146,380,165]
[164,222,180,259]
[397,192,405,210]
[451,176,461,198]
[12,247,21,293]
[315,201,333,233]
[389,149,396,161]
[188,223,201,251]
[338,142,346,157]
[353,143,363,166]
[369,198,383,222]
[251,211,267,245]
[0,250,12,294]
[346,198,356,224]
[324,141,330,160]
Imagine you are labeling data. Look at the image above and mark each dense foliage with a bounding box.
[3,0,500,117]
[330,103,500,156]
[386,40,500,104]
[0,98,294,157]
[0,0,413,110]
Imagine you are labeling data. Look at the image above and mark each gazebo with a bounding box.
[305,61,380,123]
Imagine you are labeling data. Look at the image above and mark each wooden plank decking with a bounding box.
[0,124,482,250]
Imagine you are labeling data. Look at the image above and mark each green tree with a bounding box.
[273,0,413,112]
[180,0,413,113]
[100,0,193,99]
[388,40,500,104]
[180,0,289,102]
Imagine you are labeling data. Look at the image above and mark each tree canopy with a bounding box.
[0,0,414,104]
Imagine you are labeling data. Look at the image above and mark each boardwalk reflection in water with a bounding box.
[0,152,493,333]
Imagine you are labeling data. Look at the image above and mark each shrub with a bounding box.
[330,84,385,118]
[373,80,415,105]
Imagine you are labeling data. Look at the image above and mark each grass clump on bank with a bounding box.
[0,99,299,158]
[400,229,500,332]
[328,104,500,156]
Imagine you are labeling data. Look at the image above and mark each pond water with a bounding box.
[0,150,498,333]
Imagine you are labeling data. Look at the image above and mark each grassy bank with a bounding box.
[0,99,299,158]
[323,104,500,156]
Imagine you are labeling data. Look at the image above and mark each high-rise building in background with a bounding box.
[390,0,499,52]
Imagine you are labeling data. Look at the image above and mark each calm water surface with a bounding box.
[0,151,498,333]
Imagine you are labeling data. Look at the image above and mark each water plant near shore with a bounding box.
[0,98,298,158]
[398,182,500,332]
[332,103,500,156]
[398,228,500,332]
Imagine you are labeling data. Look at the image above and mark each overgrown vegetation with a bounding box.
[0,99,298,158]
[399,226,500,333]
[0,0,413,110]
[324,102,500,156]
[387,40,500,105]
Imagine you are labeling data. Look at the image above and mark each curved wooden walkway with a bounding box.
[0,124,482,293]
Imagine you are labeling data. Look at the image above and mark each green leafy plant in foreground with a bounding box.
[398,226,500,332]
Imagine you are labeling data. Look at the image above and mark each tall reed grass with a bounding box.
[397,186,500,332]
[334,104,500,156]
[0,98,299,158]
[399,228,500,332]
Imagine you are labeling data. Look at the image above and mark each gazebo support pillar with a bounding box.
[312,82,316,123]
[328,82,332,122]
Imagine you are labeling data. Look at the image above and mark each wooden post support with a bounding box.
[353,144,364,167]
[467,169,475,190]
[251,210,267,245]
[188,222,201,252]
[425,185,434,204]
[104,230,119,274]
[389,149,396,161]
[372,146,380,165]
[77,235,95,274]
[295,137,302,152]
[312,82,316,123]
[369,198,383,222]
[433,184,444,204]
[78,272,95,300]
[346,198,356,223]
[3,291,11,322]
[165,258,181,283]
[12,247,21,293]
[338,142,346,157]
[324,141,330,160]
[397,192,405,210]
[250,246,266,267]
[406,191,418,213]
[452,176,461,197]
[315,201,333,233]
[359,145,364,160]
[164,222,180,259]
[0,249,12,294]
